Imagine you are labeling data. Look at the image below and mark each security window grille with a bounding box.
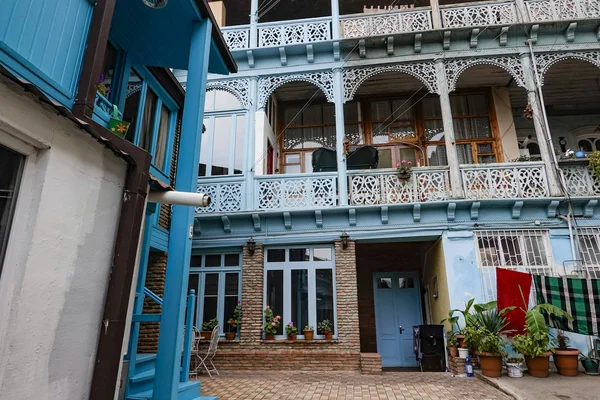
[576,228,600,279]
[475,230,554,301]
[0,145,23,274]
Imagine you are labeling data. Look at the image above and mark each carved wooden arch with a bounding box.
[535,52,600,85]
[206,78,250,109]
[445,56,526,92]
[257,71,335,109]
[343,63,438,102]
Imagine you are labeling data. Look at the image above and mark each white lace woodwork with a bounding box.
[444,56,526,92]
[257,71,335,109]
[126,84,141,98]
[348,169,450,206]
[441,2,517,28]
[343,63,439,101]
[196,180,244,213]
[534,51,600,85]
[255,174,337,210]
[461,163,549,199]
[560,165,600,197]
[221,26,250,50]
[206,79,251,109]
[340,9,432,39]
[258,18,331,48]
[525,0,600,22]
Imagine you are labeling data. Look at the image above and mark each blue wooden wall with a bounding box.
[0,0,93,107]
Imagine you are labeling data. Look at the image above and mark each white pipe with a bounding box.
[557,214,576,275]
[148,191,211,207]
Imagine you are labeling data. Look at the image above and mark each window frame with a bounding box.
[575,228,600,279]
[189,252,243,336]
[0,144,25,272]
[263,245,337,340]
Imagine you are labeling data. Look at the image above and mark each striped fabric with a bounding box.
[533,275,600,336]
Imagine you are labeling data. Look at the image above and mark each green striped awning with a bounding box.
[533,275,600,336]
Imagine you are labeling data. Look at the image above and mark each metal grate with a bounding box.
[575,228,600,279]
[475,230,555,302]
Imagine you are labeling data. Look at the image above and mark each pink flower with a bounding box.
[396,162,400,168]
[401,160,406,164]
[266,305,270,309]
[237,300,241,304]
[271,322,276,326]
[407,161,412,165]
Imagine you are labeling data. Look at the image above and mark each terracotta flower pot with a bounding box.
[448,346,458,357]
[525,353,552,378]
[456,335,465,348]
[265,334,275,340]
[287,334,297,341]
[200,331,212,340]
[554,348,580,376]
[225,332,235,340]
[324,331,333,340]
[304,330,314,340]
[476,352,503,377]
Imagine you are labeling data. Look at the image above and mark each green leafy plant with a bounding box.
[227,301,243,332]
[441,298,499,331]
[556,329,570,350]
[446,330,458,347]
[285,321,298,335]
[263,306,281,335]
[303,325,314,331]
[511,155,542,162]
[588,150,600,178]
[317,319,333,334]
[202,318,218,331]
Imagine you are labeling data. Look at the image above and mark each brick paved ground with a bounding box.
[197,371,512,400]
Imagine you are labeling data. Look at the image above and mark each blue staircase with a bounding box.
[126,354,217,400]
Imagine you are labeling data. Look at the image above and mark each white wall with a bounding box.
[0,76,128,400]
[492,87,520,161]
[254,110,278,175]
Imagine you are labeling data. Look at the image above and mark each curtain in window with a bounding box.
[154,105,170,170]
[140,89,158,152]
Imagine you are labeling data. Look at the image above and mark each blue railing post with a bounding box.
[181,289,196,382]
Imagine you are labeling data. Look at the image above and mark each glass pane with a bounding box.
[377,278,392,289]
[454,117,491,140]
[457,144,474,164]
[224,273,240,332]
[123,70,143,143]
[316,269,334,335]
[478,155,496,164]
[451,94,488,116]
[190,255,203,266]
[98,43,117,103]
[399,148,417,165]
[284,164,301,174]
[304,152,313,172]
[477,143,493,154]
[0,145,23,270]
[202,274,219,328]
[291,269,309,334]
[284,128,304,149]
[302,105,322,125]
[283,106,302,125]
[267,249,285,262]
[377,148,393,168]
[371,100,391,121]
[478,236,501,267]
[290,248,309,262]
[345,124,363,145]
[579,140,593,152]
[421,97,441,118]
[140,88,158,152]
[398,277,414,288]
[391,98,414,120]
[234,114,245,174]
[266,270,284,335]
[372,125,389,144]
[285,153,300,164]
[199,117,210,177]
[322,104,335,124]
[214,90,242,111]
[225,272,239,295]
[154,105,170,170]
[212,116,232,176]
[501,236,523,266]
[303,126,326,148]
[424,120,444,142]
[313,248,332,261]
[524,235,547,266]
[224,254,240,266]
[427,145,447,166]
[344,101,361,122]
[205,254,221,267]
[187,274,199,327]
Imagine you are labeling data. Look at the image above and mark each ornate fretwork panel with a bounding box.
[222,27,250,50]
[445,57,526,92]
[343,63,438,101]
[256,175,337,210]
[126,84,141,98]
[441,2,517,28]
[560,165,600,197]
[525,0,600,22]
[461,164,548,199]
[196,182,243,213]
[258,19,331,47]
[534,51,600,85]
[340,10,432,39]
[206,78,251,109]
[257,71,335,109]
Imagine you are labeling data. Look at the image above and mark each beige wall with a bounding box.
[492,86,520,161]
[422,240,451,330]
[209,1,226,27]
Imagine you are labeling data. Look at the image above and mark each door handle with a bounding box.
[399,326,404,334]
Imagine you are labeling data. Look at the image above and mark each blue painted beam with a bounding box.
[153,17,212,400]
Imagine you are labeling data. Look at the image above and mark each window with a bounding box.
[97,43,118,103]
[576,228,600,279]
[188,253,242,334]
[0,145,24,273]
[475,230,554,301]
[199,90,246,177]
[264,246,336,339]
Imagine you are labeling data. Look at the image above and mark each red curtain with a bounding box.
[496,268,532,336]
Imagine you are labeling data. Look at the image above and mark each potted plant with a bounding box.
[285,322,298,341]
[588,150,600,178]
[226,301,242,340]
[580,351,600,375]
[505,356,524,378]
[317,319,333,340]
[201,318,218,340]
[553,330,580,376]
[303,325,314,340]
[396,160,412,180]
[263,306,281,340]
[446,330,459,357]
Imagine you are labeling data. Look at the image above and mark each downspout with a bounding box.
[556,215,576,276]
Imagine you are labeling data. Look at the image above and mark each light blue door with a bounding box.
[373,272,423,367]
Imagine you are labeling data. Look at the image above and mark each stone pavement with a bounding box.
[197,371,512,400]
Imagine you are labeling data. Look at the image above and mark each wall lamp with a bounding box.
[246,237,256,256]
[340,232,349,249]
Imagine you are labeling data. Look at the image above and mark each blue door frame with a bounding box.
[373,271,423,367]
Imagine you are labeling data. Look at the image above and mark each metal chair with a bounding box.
[189,327,202,378]
[196,325,220,378]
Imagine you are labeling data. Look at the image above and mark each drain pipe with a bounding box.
[148,191,210,207]
[556,214,576,276]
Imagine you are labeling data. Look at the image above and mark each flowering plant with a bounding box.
[263,306,281,335]
[317,319,333,334]
[227,300,243,332]
[285,322,298,335]
[97,73,111,98]
[303,325,314,331]
[523,104,533,120]
[396,160,412,176]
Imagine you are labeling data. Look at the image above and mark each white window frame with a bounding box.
[263,245,337,340]
[189,252,242,335]
[575,227,600,279]
[474,230,555,301]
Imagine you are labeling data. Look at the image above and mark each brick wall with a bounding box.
[138,251,167,353]
[360,352,382,375]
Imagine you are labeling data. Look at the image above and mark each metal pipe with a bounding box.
[148,190,211,207]
[557,214,576,275]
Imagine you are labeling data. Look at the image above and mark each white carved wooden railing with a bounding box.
[196,176,245,213]
[255,173,337,210]
[441,1,517,28]
[340,8,432,39]
[559,162,600,197]
[461,162,549,199]
[221,25,251,50]
[258,17,332,48]
[348,168,450,206]
[526,0,600,22]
